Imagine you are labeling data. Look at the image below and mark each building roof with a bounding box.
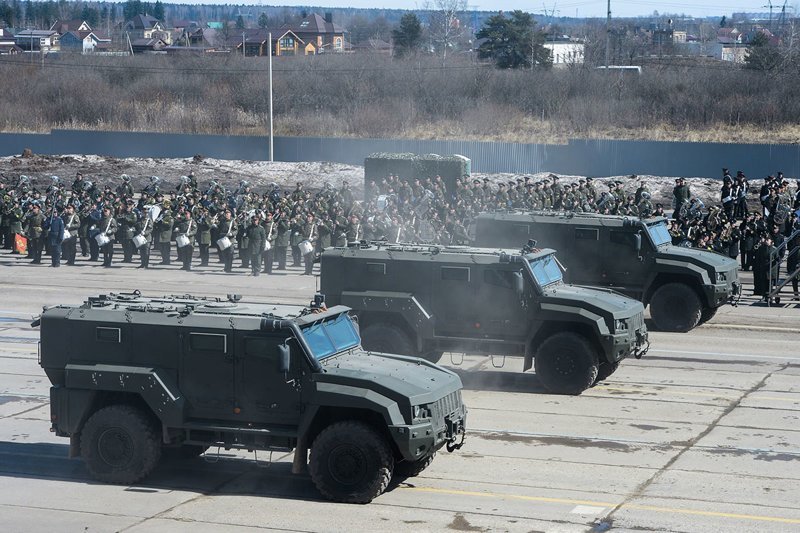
[15,30,58,38]
[281,13,345,35]
[131,38,166,48]
[127,14,162,30]
[51,19,91,34]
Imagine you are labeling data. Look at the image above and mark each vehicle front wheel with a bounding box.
[394,452,435,481]
[594,361,620,385]
[698,306,718,325]
[360,322,416,356]
[535,332,599,395]
[649,282,702,332]
[80,404,161,484]
[309,421,394,504]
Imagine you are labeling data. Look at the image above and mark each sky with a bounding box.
[178,1,793,19]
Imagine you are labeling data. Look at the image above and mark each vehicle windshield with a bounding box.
[527,254,562,288]
[301,313,360,361]
[646,221,671,247]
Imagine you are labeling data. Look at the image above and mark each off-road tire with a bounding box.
[309,421,393,504]
[698,306,719,325]
[80,404,161,484]
[394,452,435,481]
[535,332,599,395]
[649,282,703,332]
[360,322,416,357]
[594,361,620,385]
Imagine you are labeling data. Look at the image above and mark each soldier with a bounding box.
[62,203,80,265]
[237,214,251,269]
[346,214,361,242]
[156,201,174,265]
[274,212,290,270]
[246,213,266,276]
[720,174,735,221]
[134,208,154,269]
[215,209,237,273]
[117,202,138,263]
[71,172,85,195]
[45,205,65,267]
[6,198,23,253]
[262,211,276,274]
[673,178,691,220]
[175,210,197,271]
[24,203,45,264]
[116,175,133,198]
[302,213,317,275]
[289,214,304,267]
[196,209,212,267]
[97,205,117,268]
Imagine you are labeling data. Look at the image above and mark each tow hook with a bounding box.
[447,428,465,452]
[634,336,649,359]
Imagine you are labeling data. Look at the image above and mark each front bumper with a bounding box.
[389,399,467,461]
[601,326,649,363]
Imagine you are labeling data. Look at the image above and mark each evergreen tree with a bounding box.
[744,32,781,71]
[258,12,269,29]
[476,10,551,69]
[391,13,422,57]
[152,0,164,21]
[81,5,99,27]
[235,14,245,30]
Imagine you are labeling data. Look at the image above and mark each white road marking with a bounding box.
[648,348,800,362]
[570,505,606,515]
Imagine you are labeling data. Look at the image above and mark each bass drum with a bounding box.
[299,240,313,255]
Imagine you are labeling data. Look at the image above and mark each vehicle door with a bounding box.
[431,264,481,338]
[473,266,528,342]
[601,229,649,291]
[567,227,605,285]
[234,333,303,427]
[180,329,236,421]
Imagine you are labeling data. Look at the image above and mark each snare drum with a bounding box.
[298,240,313,256]
[132,234,147,249]
[264,240,272,251]
[95,233,110,247]
[176,234,190,248]
[217,236,232,250]
[61,229,72,242]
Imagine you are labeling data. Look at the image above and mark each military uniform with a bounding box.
[196,214,212,266]
[156,208,174,265]
[134,215,154,268]
[262,218,276,274]
[246,219,266,276]
[117,208,138,263]
[24,208,45,264]
[175,215,197,271]
[274,217,290,270]
[216,215,237,273]
[97,213,117,267]
[62,210,80,265]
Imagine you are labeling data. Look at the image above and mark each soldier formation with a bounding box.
[0,169,798,296]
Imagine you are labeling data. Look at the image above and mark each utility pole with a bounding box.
[268,31,273,162]
[605,0,611,68]
[242,32,246,57]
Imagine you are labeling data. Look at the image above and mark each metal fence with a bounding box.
[1,129,799,179]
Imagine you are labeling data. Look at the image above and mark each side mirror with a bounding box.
[634,234,642,253]
[514,271,524,295]
[278,344,291,373]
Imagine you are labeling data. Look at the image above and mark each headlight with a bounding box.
[716,272,727,283]
[614,319,628,331]
[412,405,432,420]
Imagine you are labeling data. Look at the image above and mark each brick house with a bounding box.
[280,12,346,54]
[124,14,172,45]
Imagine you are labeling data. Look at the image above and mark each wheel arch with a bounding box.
[524,320,603,372]
[644,273,706,306]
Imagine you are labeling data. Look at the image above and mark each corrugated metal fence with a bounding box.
[1,129,798,178]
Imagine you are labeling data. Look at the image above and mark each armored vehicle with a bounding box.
[35,292,466,504]
[320,244,648,395]
[473,212,740,332]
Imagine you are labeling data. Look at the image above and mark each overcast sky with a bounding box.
[182,1,791,19]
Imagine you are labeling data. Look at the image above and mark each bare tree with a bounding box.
[425,0,467,64]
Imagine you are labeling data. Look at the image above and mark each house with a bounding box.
[228,29,306,57]
[543,40,585,65]
[124,14,172,45]
[0,30,22,56]
[350,38,392,55]
[710,42,749,63]
[131,38,167,54]
[60,31,112,54]
[280,12,346,54]
[14,30,59,52]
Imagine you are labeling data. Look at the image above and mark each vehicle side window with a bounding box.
[244,337,271,357]
[441,266,470,282]
[483,269,515,289]
[575,228,598,240]
[96,327,121,343]
[610,231,636,247]
[189,332,227,353]
[366,262,386,275]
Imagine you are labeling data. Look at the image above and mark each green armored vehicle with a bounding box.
[473,212,740,332]
[35,292,466,503]
[320,244,649,395]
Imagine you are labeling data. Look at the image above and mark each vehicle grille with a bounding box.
[431,390,463,427]
[628,312,645,332]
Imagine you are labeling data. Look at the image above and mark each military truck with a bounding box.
[35,292,466,504]
[320,244,649,395]
[473,212,740,332]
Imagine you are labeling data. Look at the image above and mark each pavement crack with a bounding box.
[589,363,788,532]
